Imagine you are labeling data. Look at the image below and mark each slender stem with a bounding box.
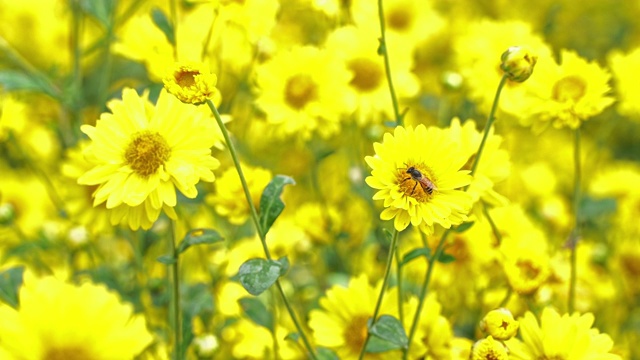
[205,100,316,360]
[403,229,450,359]
[377,0,403,126]
[169,0,179,60]
[395,247,404,325]
[482,201,503,246]
[358,229,400,360]
[469,74,509,178]
[568,128,581,313]
[169,220,182,360]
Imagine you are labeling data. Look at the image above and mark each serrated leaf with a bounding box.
[259,175,295,236]
[454,221,475,233]
[369,315,408,350]
[151,7,175,45]
[401,247,431,265]
[436,253,456,264]
[237,258,284,296]
[317,347,340,360]
[239,297,273,330]
[157,255,176,265]
[177,228,223,255]
[0,266,25,308]
[0,71,57,97]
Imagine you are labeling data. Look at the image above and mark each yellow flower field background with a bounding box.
[1,0,640,359]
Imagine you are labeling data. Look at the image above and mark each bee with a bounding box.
[403,166,437,195]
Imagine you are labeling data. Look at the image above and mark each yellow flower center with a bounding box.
[386,6,412,31]
[344,315,369,352]
[125,131,171,177]
[348,58,383,92]
[174,70,199,88]
[44,346,96,360]
[285,74,318,110]
[396,164,436,203]
[516,259,541,280]
[552,75,587,103]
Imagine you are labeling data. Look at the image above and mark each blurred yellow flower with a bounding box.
[403,293,455,359]
[206,163,272,225]
[506,307,621,359]
[0,274,153,359]
[308,274,400,359]
[471,336,509,360]
[480,308,519,341]
[503,247,550,295]
[365,125,473,233]
[609,46,640,118]
[254,45,354,140]
[78,88,220,230]
[163,61,220,105]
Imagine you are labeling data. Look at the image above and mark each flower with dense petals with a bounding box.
[163,61,220,105]
[365,125,473,233]
[480,308,519,341]
[0,274,153,359]
[78,88,220,230]
[471,336,509,360]
[506,307,622,360]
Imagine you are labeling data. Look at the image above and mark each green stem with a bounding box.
[482,201,503,246]
[568,127,581,313]
[469,74,509,178]
[206,100,317,360]
[377,0,403,126]
[358,229,400,360]
[169,0,179,60]
[395,246,404,325]
[169,220,182,360]
[403,229,450,359]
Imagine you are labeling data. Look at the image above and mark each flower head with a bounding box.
[365,125,473,233]
[471,336,509,360]
[78,88,220,230]
[501,45,537,82]
[0,274,153,359]
[163,61,220,105]
[480,308,519,341]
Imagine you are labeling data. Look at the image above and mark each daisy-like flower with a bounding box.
[516,49,615,130]
[470,336,509,360]
[78,88,220,230]
[506,307,622,359]
[365,124,473,233]
[163,61,220,105]
[254,45,354,140]
[308,274,401,359]
[0,273,153,359]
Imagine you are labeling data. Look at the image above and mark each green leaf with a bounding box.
[276,256,290,276]
[368,315,408,350]
[151,7,176,45]
[0,266,24,308]
[316,347,340,360]
[238,297,273,330]
[454,221,475,233]
[0,70,57,97]
[177,228,224,255]
[183,283,214,317]
[436,253,456,264]
[365,335,401,353]
[78,0,113,27]
[157,255,176,265]
[401,247,431,265]
[259,175,295,236]
[580,197,617,221]
[237,258,284,296]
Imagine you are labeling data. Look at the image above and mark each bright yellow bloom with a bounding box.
[609,46,640,118]
[365,125,473,233]
[470,336,509,360]
[254,45,354,140]
[163,61,220,105]
[78,88,220,230]
[506,307,622,360]
[480,308,519,341]
[0,274,153,359]
[308,274,400,359]
[403,293,454,359]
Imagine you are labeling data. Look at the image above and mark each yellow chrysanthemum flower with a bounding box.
[403,293,454,359]
[470,336,509,360]
[308,274,400,359]
[480,308,519,341]
[163,61,220,105]
[515,49,615,130]
[254,45,354,140]
[365,125,473,233]
[0,274,153,359]
[608,46,640,118]
[205,163,272,225]
[506,307,622,360]
[78,88,220,230]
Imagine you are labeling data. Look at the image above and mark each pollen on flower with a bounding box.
[125,131,171,177]
[285,74,318,109]
[344,315,368,352]
[396,164,436,203]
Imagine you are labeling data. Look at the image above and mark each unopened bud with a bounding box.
[480,308,519,340]
[501,46,537,82]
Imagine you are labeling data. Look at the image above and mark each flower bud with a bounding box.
[500,46,537,82]
[479,308,519,340]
